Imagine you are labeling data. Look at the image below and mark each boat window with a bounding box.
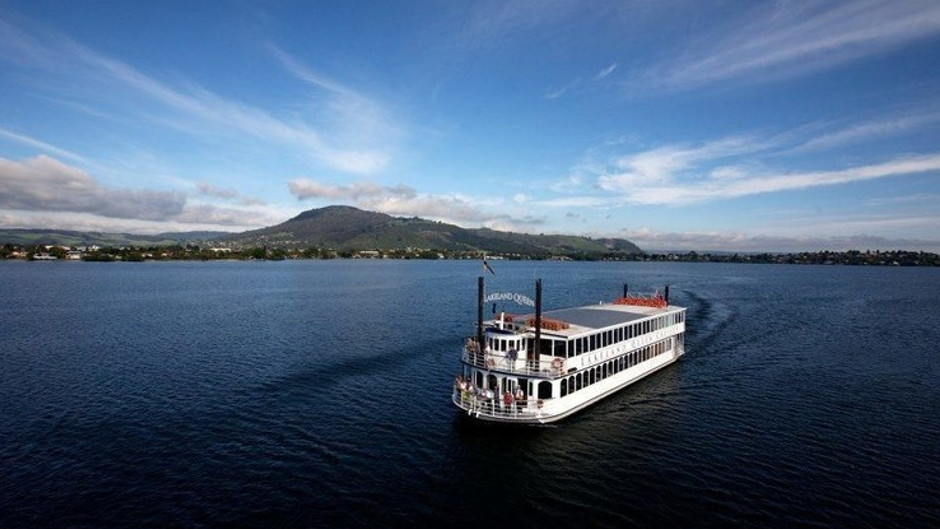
[575,373,582,391]
[589,369,595,385]
[538,381,552,399]
[561,379,568,397]
[589,334,596,352]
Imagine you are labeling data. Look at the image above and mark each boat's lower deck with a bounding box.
[454,343,683,424]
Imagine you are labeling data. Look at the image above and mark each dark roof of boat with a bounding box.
[488,302,683,337]
[543,306,647,329]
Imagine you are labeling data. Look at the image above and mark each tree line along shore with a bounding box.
[2,244,937,266]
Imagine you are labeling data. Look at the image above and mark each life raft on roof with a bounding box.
[526,317,570,331]
[613,295,668,308]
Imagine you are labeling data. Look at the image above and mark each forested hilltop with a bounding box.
[2,206,937,265]
[0,206,642,260]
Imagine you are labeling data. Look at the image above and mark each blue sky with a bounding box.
[1,0,939,252]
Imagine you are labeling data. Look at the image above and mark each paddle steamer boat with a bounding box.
[453,278,686,424]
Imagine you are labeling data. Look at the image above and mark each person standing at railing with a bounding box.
[503,389,514,414]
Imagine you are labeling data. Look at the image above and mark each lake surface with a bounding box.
[1,260,937,528]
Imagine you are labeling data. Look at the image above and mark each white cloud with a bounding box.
[594,63,617,80]
[195,182,267,206]
[196,182,239,200]
[172,203,281,227]
[582,110,940,206]
[0,126,89,165]
[617,154,940,206]
[0,154,282,229]
[454,0,587,51]
[791,111,940,153]
[616,227,940,253]
[597,136,762,190]
[0,155,185,220]
[645,1,940,90]
[548,63,619,100]
[287,179,414,201]
[286,177,544,229]
[0,17,397,175]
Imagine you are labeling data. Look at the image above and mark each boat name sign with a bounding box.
[484,291,535,307]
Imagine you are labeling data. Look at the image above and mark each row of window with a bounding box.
[468,336,678,401]
[567,312,684,358]
[559,338,671,397]
[485,309,686,361]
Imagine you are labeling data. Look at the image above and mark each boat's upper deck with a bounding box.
[487,302,684,338]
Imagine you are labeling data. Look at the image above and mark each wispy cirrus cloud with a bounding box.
[454,0,587,51]
[0,125,90,165]
[547,62,620,99]
[597,143,940,206]
[643,0,940,90]
[0,16,396,175]
[582,105,940,206]
[790,110,940,153]
[593,63,617,80]
[597,136,764,190]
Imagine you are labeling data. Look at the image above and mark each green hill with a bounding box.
[224,205,643,257]
[0,206,644,258]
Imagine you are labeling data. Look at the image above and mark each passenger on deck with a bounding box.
[503,389,513,412]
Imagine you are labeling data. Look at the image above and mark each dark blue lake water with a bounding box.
[1,260,937,528]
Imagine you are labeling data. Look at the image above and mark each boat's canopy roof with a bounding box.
[488,303,684,338]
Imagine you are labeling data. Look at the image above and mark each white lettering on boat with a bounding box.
[484,292,535,307]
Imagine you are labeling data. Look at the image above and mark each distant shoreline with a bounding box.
[2,245,937,266]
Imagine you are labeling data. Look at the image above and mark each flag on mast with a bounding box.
[482,256,496,275]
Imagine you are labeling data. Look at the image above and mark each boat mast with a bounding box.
[532,278,542,370]
[477,276,485,353]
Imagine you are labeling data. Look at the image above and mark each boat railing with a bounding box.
[451,388,552,420]
[461,349,567,378]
